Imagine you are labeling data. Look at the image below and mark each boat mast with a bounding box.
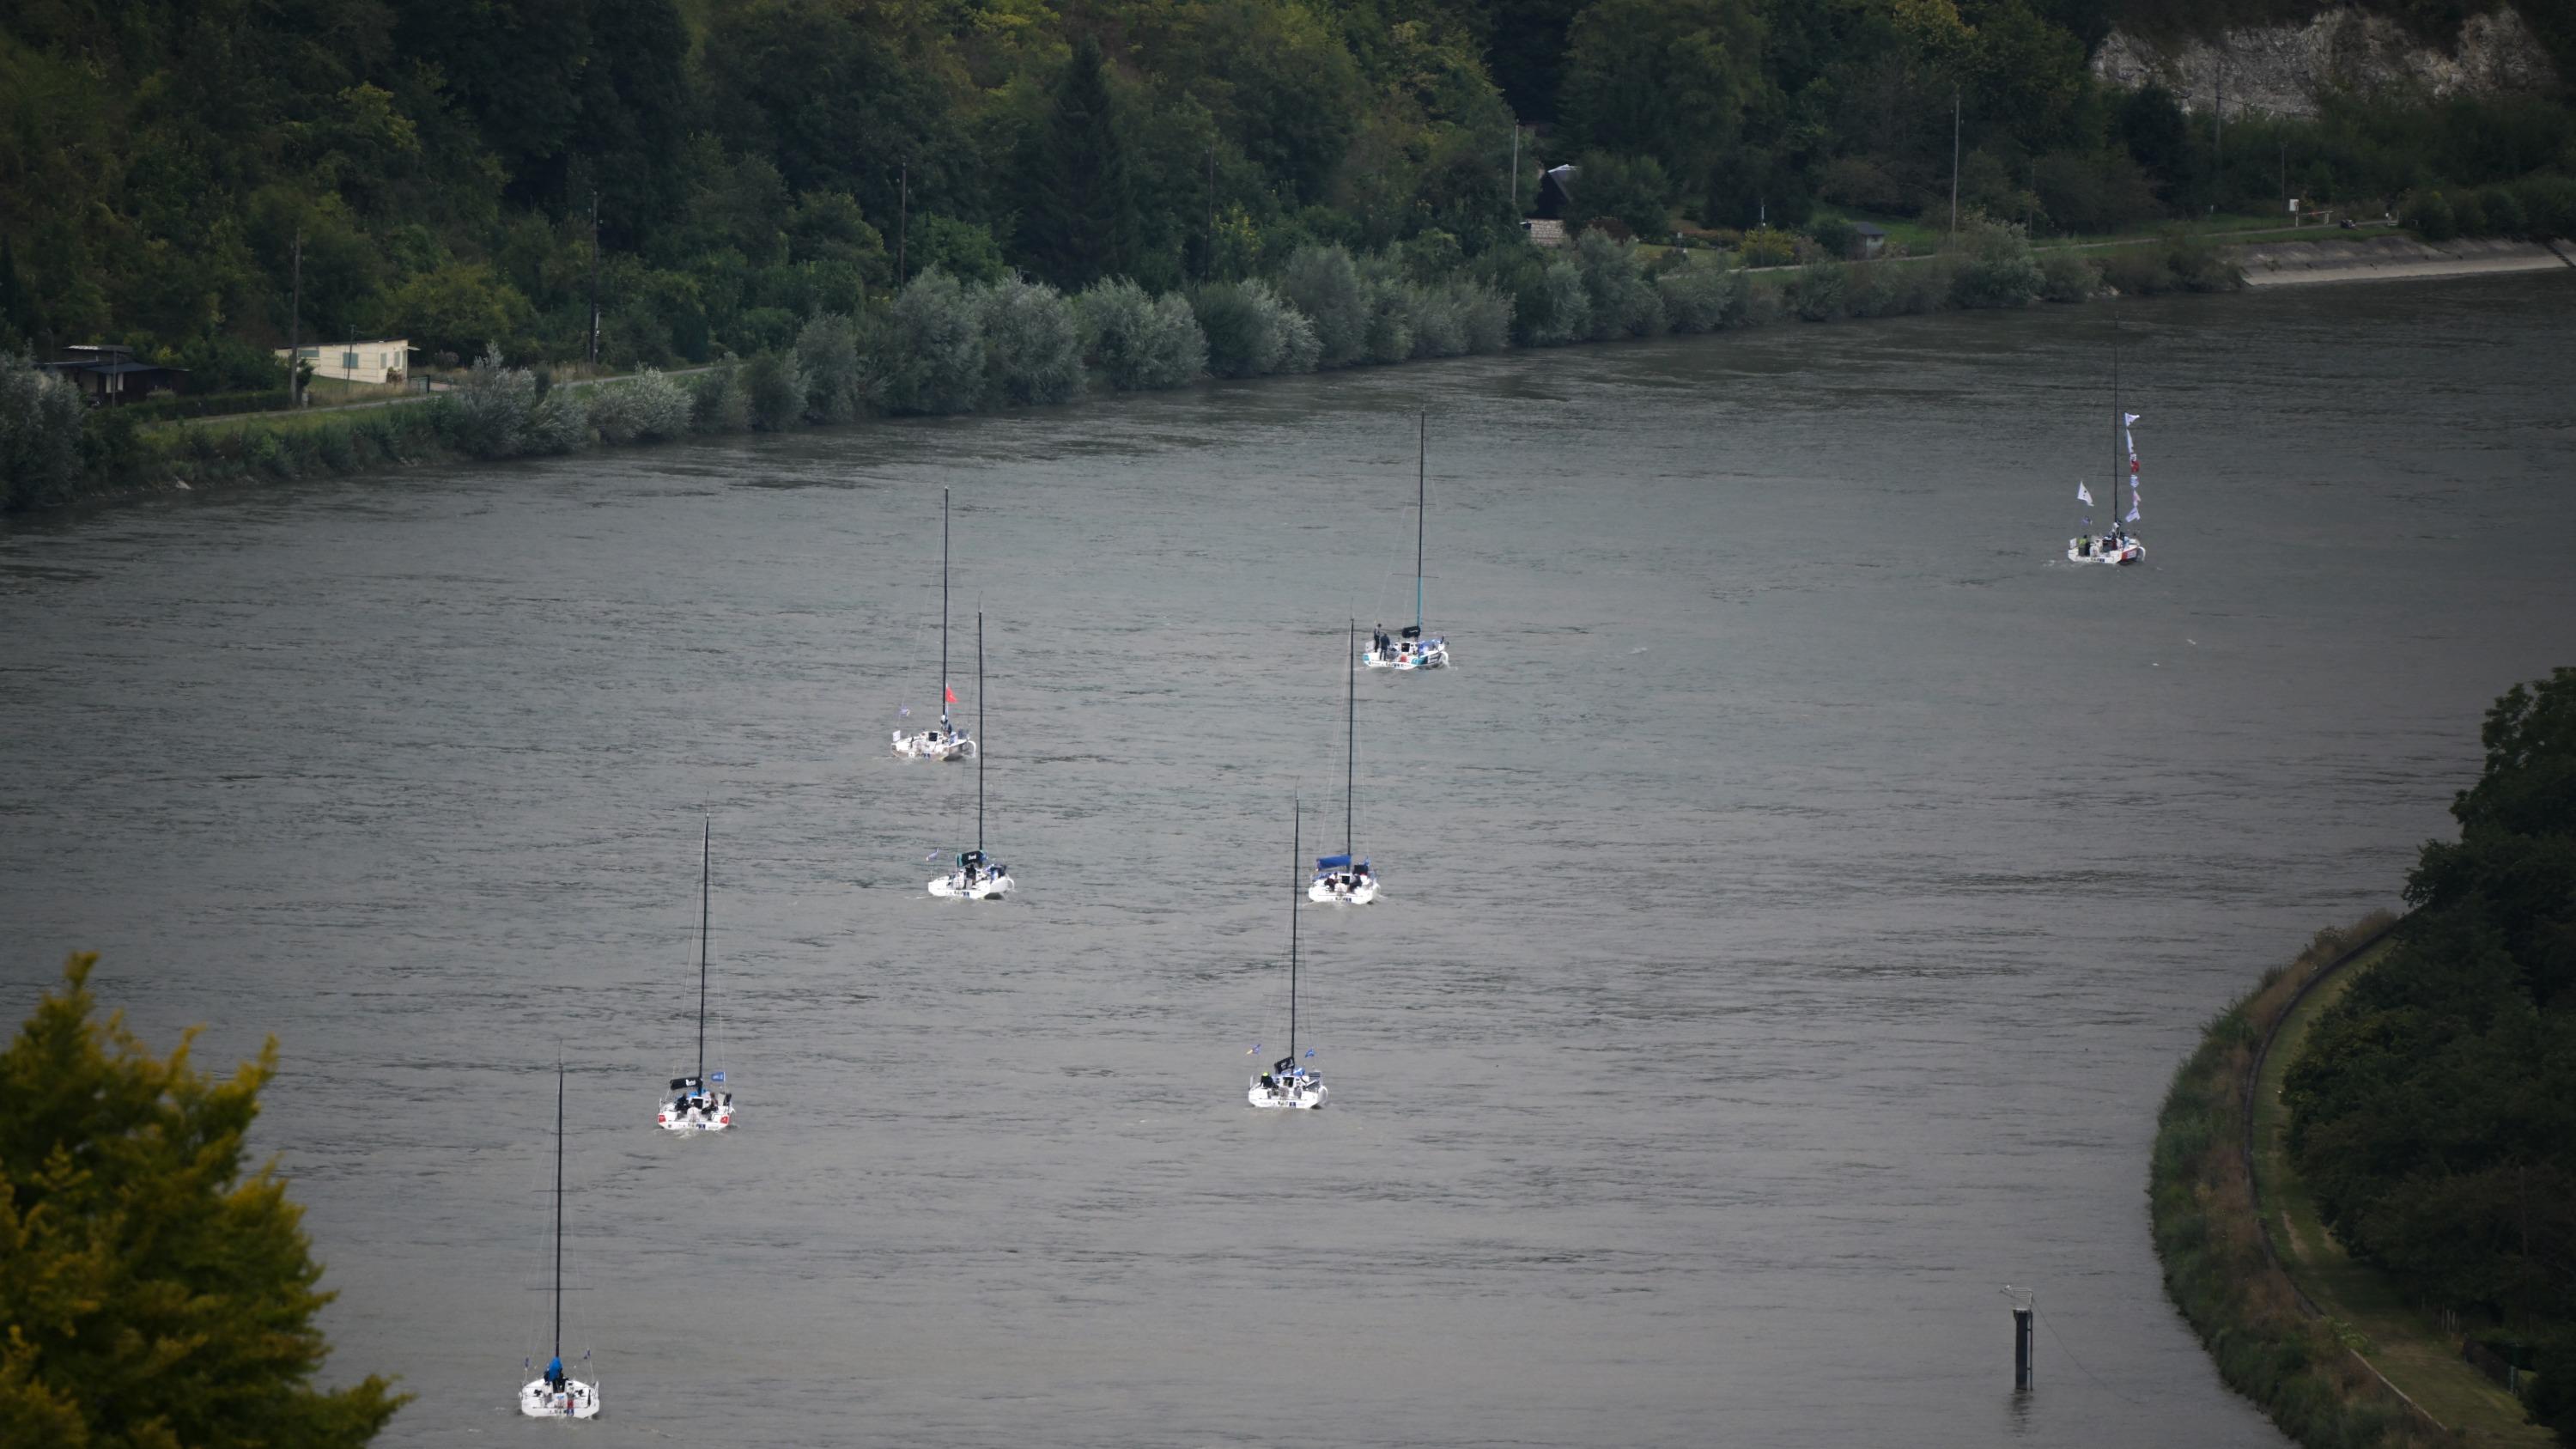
[2111,312,2123,531]
[697,819,709,1079]
[552,1061,563,1365]
[939,488,951,731]
[1415,411,1426,633]
[1345,618,1357,861]
[1290,802,1300,1061]
[975,612,985,856]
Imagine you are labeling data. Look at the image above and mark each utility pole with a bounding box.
[287,229,303,407]
[1205,144,1216,277]
[1949,88,1961,239]
[587,189,600,368]
[896,162,908,284]
[1510,124,1520,215]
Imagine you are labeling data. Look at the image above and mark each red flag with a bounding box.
[945,685,957,704]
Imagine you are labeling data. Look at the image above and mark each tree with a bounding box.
[1558,0,1764,196]
[1019,33,1131,289]
[1571,150,1674,239]
[0,954,407,1446]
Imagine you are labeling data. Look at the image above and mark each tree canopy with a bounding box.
[0,0,2566,373]
[2286,668,2576,1441]
[0,954,406,1447]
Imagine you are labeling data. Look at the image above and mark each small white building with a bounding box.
[276,340,410,386]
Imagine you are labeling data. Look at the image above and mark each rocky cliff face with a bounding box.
[2092,6,2558,117]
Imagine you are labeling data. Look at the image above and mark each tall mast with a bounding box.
[1345,618,1357,860]
[2111,311,2123,526]
[697,819,709,1080]
[940,488,951,730]
[1415,411,1427,633]
[552,1062,563,1362]
[975,612,986,855]
[1290,802,1300,1060]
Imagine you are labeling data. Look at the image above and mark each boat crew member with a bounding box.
[544,1355,565,1391]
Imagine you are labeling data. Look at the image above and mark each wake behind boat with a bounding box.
[1251,803,1329,1110]
[656,819,736,1132]
[1364,412,1452,672]
[895,488,977,761]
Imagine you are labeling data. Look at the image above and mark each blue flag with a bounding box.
[1303,1049,1315,1057]
[709,1071,726,1083]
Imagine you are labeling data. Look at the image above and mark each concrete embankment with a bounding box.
[2232,234,2576,287]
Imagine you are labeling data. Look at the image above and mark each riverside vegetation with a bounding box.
[5,0,2576,508]
[0,220,2239,510]
[2154,668,2576,1448]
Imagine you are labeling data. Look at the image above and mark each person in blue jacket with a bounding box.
[544,1355,565,1391]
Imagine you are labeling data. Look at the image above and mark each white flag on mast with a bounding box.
[2076,482,2094,506]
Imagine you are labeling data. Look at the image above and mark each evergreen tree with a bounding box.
[1021,33,1130,289]
[0,955,407,1446]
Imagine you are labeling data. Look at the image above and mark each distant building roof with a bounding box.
[1850,222,1888,237]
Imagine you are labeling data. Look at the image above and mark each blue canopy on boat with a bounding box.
[1315,854,1352,869]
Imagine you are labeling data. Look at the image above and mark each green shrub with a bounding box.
[1788,259,1848,320]
[449,346,536,459]
[589,369,694,443]
[1189,280,1318,379]
[738,350,805,431]
[690,360,751,433]
[2512,175,2576,238]
[115,389,295,423]
[1807,216,1859,259]
[1947,217,2042,309]
[2475,186,2525,238]
[2099,244,2179,295]
[2038,249,2101,303]
[883,268,986,415]
[1656,263,1735,332]
[3,352,97,510]
[1738,226,1798,267]
[2403,189,2458,240]
[1279,245,1368,368]
[1572,229,1663,339]
[978,277,1083,405]
[1074,279,1206,391]
[794,313,866,423]
[1845,259,1948,318]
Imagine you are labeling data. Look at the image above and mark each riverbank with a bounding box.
[2147,912,2459,1449]
[2233,235,2576,286]
[2251,942,2556,1446]
[9,226,2567,525]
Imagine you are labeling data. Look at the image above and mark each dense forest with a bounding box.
[2,0,2572,385]
[2287,668,2576,1443]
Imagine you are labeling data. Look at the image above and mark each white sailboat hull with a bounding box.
[654,1097,735,1131]
[1363,641,1449,671]
[929,871,1014,900]
[519,1377,601,1420]
[1308,877,1378,905]
[2066,537,2143,565]
[1249,1078,1328,1109]
[893,729,975,760]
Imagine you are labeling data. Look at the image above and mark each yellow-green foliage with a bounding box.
[0,954,408,1446]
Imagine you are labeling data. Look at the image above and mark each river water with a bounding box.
[4,273,2573,1447]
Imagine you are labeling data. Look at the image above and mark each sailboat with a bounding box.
[1364,411,1452,671]
[1309,618,1379,904]
[1250,803,1329,1110]
[895,488,977,759]
[657,819,736,1131]
[929,612,1013,900]
[2067,318,2146,566]
[519,1065,603,1419]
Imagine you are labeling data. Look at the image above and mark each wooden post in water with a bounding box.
[2008,1287,2035,1391]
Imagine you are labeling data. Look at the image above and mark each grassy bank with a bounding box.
[2254,952,2555,1446]
[2148,910,2458,1449]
